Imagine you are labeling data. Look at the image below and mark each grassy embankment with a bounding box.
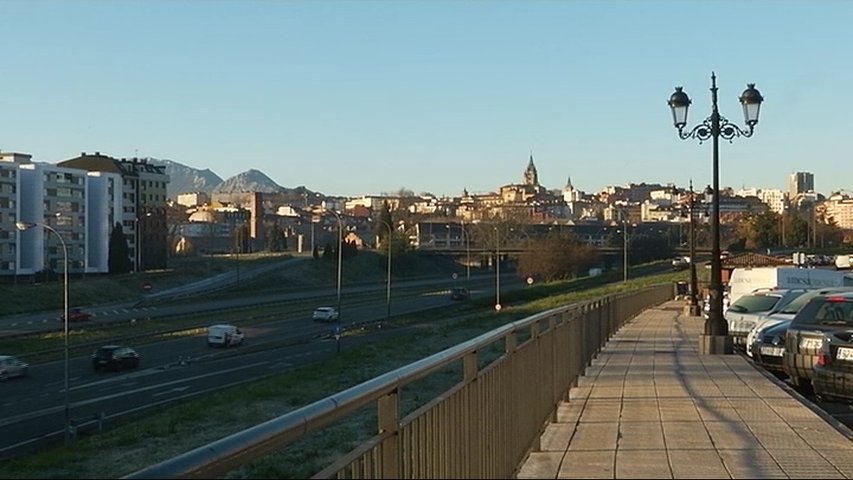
[0,257,691,479]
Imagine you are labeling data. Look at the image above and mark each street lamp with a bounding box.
[461,222,470,287]
[134,211,152,273]
[16,221,71,442]
[494,226,501,311]
[669,72,763,354]
[377,220,393,326]
[325,209,344,318]
[674,182,701,317]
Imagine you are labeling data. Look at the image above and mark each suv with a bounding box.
[312,307,339,322]
[92,345,140,372]
[450,287,470,300]
[783,291,853,389]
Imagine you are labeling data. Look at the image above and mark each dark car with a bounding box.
[450,287,470,300]
[812,325,853,403]
[783,292,853,390]
[61,308,92,322]
[751,320,791,377]
[92,345,140,372]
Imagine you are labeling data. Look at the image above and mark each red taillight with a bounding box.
[825,296,847,303]
[817,352,828,366]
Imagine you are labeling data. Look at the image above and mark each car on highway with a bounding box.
[0,355,29,381]
[60,307,92,322]
[92,345,140,372]
[450,287,470,300]
[784,291,853,390]
[207,324,244,348]
[312,307,339,322]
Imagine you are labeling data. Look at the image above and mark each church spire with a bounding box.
[523,153,538,186]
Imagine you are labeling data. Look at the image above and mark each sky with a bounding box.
[1,0,851,198]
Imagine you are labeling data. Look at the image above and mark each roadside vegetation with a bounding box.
[0,261,689,479]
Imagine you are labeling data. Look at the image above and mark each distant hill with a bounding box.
[146,158,223,199]
[213,169,284,194]
[145,158,325,204]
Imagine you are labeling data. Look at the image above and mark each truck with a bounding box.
[727,266,853,306]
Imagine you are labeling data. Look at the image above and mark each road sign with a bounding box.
[452,273,458,280]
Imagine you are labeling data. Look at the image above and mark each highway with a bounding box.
[0,270,522,459]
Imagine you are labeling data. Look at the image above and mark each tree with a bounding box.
[375,201,394,243]
[517,234,601,282]
[108,222,133,274]
[312,244,320,260]
[265,225,288,252]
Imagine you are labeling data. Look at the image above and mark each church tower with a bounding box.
[523,154,538,187]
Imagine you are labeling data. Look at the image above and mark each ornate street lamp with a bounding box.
[673,182,701,317]
[668,73,764,354]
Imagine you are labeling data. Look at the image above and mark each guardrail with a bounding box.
[125,283,674,479]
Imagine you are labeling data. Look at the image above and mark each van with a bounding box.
[207,324,244,348]
[835,254,852,270]
[727,267,853,307]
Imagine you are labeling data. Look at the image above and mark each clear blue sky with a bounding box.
[1,0,851,198]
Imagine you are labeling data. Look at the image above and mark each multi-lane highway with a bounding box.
[0,271,521,459]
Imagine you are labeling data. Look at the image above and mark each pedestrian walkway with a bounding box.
[517,300,853,479]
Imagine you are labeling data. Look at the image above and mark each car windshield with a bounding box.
[778,291,823,314]
[728,295,780,313]
[794,298,853,327]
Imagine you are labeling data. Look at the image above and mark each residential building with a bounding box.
[788,171,814,199]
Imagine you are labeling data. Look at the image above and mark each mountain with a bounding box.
[146,158,223,198]
[213,169,285,194]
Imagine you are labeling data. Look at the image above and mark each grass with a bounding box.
[0,263,689,479]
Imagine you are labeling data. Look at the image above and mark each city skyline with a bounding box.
[1,1,851,197]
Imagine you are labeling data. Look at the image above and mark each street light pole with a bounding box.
[669,72,764,354]
[378,220,393,326]
[623,216,628,283]
[326,209,344,317]
[461,221,470,287]
[687,181,700,316]
[16,221,71,442]
[495,226,501,311]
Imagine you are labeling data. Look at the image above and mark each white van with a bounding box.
[727,267,853,307]
[207,324,244,348]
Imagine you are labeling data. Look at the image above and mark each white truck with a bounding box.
[836,254,852,270]
[727,266,853,306]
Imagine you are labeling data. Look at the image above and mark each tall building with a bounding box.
[788,171,814,199]
[58,153,169,271]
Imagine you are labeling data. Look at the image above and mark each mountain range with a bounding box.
[145,158,322,201]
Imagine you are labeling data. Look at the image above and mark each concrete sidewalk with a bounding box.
[517,300,853,479]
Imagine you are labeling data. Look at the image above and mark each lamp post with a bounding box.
[325,209,344,318]
[377,220,393,326]
[494,226,501,311]
[16,221,71,442]
[674,182,702,316]
[622,216,628,283]
[669,72,763,354]
[461,222,470,287]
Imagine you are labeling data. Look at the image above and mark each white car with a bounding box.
[312,307,340,322]
[0,355,29,381]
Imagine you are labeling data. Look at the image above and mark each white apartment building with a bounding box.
[735,187,787,214]
[16,163,89,275]
[85,171,124,272]
[824,193,853,230]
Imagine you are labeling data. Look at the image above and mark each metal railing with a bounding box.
[125,283,673,479]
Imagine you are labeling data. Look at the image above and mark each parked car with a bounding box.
[784,291,853,390]
[450,287,470,300]
[312,307,339,322]
[750,321,791,377]
[207,324,244,348]
[92,345,140,372]
[745,287,853,357]
[0,355,29,381]
[813,328,853,403]
[60,307,92,322]
[725,289,807,350]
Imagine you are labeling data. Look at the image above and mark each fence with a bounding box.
[125,283,674,479]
